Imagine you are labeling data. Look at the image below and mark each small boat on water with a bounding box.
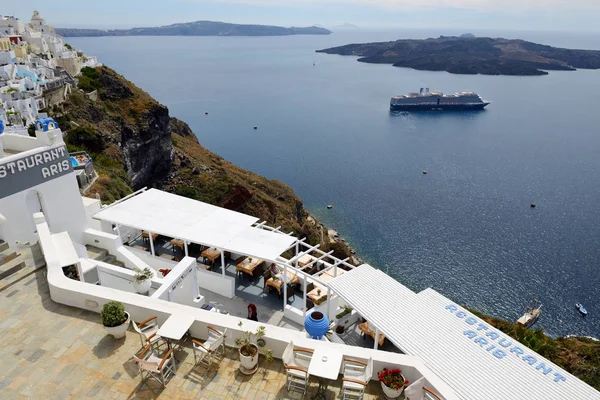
[576,303,588,316]
[517,303,542,328]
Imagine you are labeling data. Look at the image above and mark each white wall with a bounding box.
[0,173,87,245]
[151,257,198,307]
[83,228,154,274]
[197,267,236,299]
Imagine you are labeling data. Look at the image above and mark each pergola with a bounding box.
[93,188,297,278]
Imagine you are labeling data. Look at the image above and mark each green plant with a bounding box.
[236,321,271,358]
[101,301,127,327]
[5,88,18,94]
[133,267,153,283]
[336,305,353,320]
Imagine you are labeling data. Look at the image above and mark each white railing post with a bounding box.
[221,250,225,278]
[283,264,288,309]
[184,241,188,257]
[149,231,155,257]
[303,275,308,319]
[374,327,379,350]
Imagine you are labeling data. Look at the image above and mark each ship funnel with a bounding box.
[420,88,423,94]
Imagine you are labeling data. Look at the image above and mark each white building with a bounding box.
[29,10,53,34]
[0,118,88,245]
[0,15,26,35]
[0,50,16,65]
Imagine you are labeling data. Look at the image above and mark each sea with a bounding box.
[69,28,600,339]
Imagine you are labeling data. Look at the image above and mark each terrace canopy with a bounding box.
[328,264,600,400]
[92,188,297,262]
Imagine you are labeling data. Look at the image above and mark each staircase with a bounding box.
[86,245,125,268]
[0,241,46,293]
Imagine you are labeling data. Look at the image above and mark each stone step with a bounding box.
[101,254,125,268]
[0,252,20,268]
[0,241,8,253]
[86,245,108,261]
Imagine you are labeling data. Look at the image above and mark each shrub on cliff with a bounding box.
[77,67,101,92]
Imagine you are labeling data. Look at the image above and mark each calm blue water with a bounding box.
[70,29,600,338]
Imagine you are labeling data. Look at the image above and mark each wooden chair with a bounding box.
[192,325,227,368]
[341,357,372,400]
[133,344,176,388]
[132,316,167,351]
[282,341,313,395]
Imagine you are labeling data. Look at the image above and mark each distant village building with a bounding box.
[0,10,100,130]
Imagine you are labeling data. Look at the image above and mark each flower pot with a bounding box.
[304,311,329,339]
[133,278,151,294]
[104,312,130,339]
[381,381,404,399]
[239,344,259,372]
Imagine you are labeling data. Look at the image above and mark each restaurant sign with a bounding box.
[0,145,71,199]
[446,304,567,384]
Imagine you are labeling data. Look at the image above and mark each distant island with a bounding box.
[56,21,331,37]
[333,23,360,30]
[316,35,600,76]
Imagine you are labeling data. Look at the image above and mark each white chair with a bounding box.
[282,341,313,395]
[132,316,167,351]
[341,357,373,400]
[133,344,176,388]
[192,325,227,368]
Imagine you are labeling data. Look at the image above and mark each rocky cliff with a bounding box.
[54,66,350,259]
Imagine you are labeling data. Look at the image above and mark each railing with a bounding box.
[424,386,444,400]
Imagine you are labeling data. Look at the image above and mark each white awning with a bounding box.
[93,188,297,262]
[328,264,600,400]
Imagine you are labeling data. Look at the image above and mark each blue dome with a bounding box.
[0,119,4,134]
[35,118,59,132]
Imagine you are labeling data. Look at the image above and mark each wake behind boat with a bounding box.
[517,302,542,328]
[576,303,588,316]
[390,88,490,111]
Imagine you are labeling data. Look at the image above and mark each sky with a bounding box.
[5,0,600,31]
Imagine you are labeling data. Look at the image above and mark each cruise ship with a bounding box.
[390,88,490,111]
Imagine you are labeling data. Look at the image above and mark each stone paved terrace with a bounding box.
[0,266,387,399]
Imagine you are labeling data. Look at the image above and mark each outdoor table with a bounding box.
[307,283,328,305]
[157,313,195,355]
[265,271,299,295]
[359,321,386,347]
[236,257,264,278]
[201,247,221,266]
[141,231,159,244]
[308,347,343,399]
[297,254,313,268]
[170,239,185,254]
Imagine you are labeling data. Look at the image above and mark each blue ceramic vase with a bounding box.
[304,311,329,339]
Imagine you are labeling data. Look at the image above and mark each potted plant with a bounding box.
[235,321,270,374]
[378,368,409,399]
[132,267,153,294]
[101,301,130,339]
[335,305,353,330]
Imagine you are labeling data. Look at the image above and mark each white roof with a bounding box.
[328,264,600,400]
[93,189,296,262]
